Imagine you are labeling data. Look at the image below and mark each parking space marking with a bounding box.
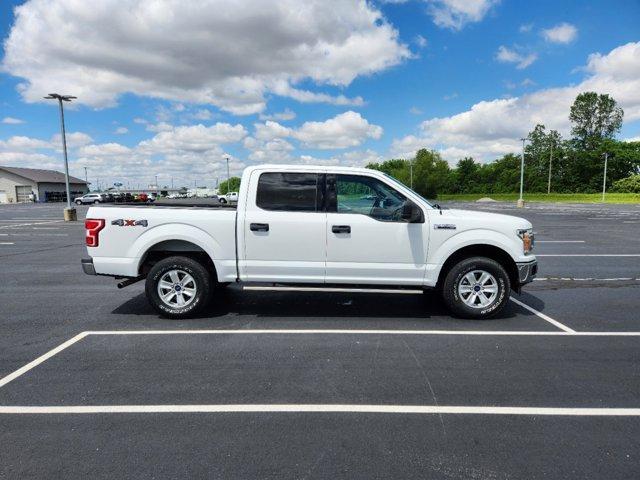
[536,240,586,243]
[2,404,640,416]
[0,220,64,230]
[536,254,640,257]
[86,330,640,336]
[0,242,15,245]
[0,332,88,389]
[509,297,575,333]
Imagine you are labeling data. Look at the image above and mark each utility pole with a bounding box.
[410,159,413,189]
[547,141,553,195]
[45,93,77,220]
[517,138,526,208]
[84,166,88,184]
[602,152,609,203]
[224,155,230,194]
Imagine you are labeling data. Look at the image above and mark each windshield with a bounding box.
[382,173,434,208]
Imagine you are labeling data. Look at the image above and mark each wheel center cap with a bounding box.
[174,284,182,291]
[473,285,481,292]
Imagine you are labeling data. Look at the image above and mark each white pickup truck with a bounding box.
[82,164,537,319]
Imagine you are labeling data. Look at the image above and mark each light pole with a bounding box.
[224,155,230,194]
[602,152,609,203]
[410,159,413,190]
[547,141,553,195]
[517,138,526,208]
[44,93,77,220]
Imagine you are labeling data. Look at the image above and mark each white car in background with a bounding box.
[219,191,238,204]
[74,193,105,205]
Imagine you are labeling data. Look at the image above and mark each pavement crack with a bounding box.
[402,338,447,436]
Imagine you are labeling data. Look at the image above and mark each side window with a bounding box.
[256,172,319,212]
[334,174,407,222]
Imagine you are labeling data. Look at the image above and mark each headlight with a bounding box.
[517,228,534,254]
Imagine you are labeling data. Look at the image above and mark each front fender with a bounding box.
[426,228,523,284]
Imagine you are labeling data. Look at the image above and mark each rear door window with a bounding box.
[256,172,319,212]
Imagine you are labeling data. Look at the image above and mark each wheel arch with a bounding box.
[436,244,519,291]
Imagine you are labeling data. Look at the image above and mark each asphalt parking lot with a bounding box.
[1,201,639,479]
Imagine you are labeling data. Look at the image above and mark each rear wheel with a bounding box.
[441,256,510,319]
[145,256,212,318]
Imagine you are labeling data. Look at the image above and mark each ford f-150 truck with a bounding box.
[82,164,537,319]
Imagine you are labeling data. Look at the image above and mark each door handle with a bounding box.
[332,225,351,234]
[250,223,269,232]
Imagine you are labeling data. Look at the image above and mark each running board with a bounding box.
[242,285,424,294]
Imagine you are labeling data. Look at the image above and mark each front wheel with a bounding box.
[75,200,82,205]
[441,257,510,319]
[219,198,227,204]
[145,256,212,318]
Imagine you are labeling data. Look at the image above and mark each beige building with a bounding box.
[0,166,89,203]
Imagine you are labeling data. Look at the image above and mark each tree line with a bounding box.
[367,92,640,197]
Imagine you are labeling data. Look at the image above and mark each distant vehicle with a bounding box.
[81,164,537,320]
[219,192,238,204]
[74,193,105,205]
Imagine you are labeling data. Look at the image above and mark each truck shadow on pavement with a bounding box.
[111,286,534,322]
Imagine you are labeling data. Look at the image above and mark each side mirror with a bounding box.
[401,200,424,223]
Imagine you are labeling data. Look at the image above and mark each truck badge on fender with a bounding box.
[434,224,456,230]
[111,219,148,227]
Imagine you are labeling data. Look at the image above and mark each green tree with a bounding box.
[218,176,241,194]
[569,92,623,148]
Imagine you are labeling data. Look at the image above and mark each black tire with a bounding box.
[94,200,100,204]
[219,198,227,204]
[145,256,212,319]
[441,256,510,319]
[75,200,82,205]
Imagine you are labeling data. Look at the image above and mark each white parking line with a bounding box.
[0,332,88,389]
[509,297,575,333]
[536,254,640,257]
[86,330,640,336]
[0,220,64,230]
[1,404,640,416]
[536,240,586,243]
[0,242,15,245]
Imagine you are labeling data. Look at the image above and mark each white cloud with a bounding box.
[294,111,383,149]
[426,0,499,30]
[114,127,128,134]
[409,107,424,115]
[519,23,533,33]
[391,42,640,163]
[542,23,578,44]
[51,132,93,148]
[246,111,383,151]
[2,117,25,124]
[415,35,428,48]
[443,92,459,100]
[496,46,537,69]
[191,109,212,121]
[139,123,247,154]
[259,108,297,122]
[4,0,409,114]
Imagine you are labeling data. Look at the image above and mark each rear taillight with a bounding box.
[85,218,105,247]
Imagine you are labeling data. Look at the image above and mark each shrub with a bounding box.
[611,174,640,193]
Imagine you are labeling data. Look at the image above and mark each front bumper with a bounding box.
[81,258,96,275]
[516,259,538,285]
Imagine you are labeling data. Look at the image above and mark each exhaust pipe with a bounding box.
[117,276,143,289]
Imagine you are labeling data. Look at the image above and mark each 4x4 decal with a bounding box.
[111,219,148,227]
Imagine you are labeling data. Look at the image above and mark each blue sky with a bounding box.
[0,0,639,189]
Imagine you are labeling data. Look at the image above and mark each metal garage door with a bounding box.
[15,185,32,203]
[0,190,7,203]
